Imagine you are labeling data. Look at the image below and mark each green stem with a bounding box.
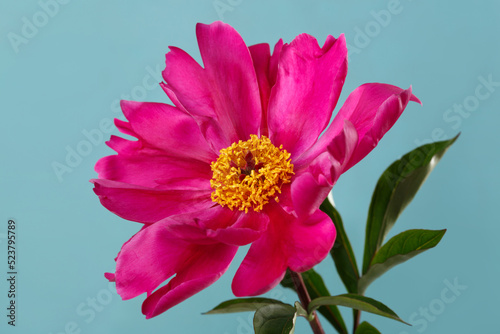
[290,271,325,334]
[353,309,361,333]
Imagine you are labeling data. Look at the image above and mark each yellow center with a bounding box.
[210,135,294,213]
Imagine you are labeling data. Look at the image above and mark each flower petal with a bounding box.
[120,100,216,163]
[109,219,237,318]
[343,84,420,170]
[196,21,262,140]
[290,121,358,216]
[248,39,284,136]
[95,153,212,190]
[268,34,348,158]
[302,84,420,173]
[91,179,213,223]
[167,205,269,246]
[163,22,262,150]
[249,43,271,136]
[232,204,335,296]
[141,243,237,318]
[162,47,231,152]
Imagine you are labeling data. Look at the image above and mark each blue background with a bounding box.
[1,1,499,333]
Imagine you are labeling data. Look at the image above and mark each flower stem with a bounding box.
[353,309,361,333]
[289,271,325,334]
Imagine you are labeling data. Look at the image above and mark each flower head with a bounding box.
[92,21,420,318]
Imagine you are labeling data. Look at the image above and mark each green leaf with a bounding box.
[253,304,297,334]
[204,298,285,315]
[355,321,382,334]
[308,294,409,325]
[359,229,446,294]
[362,135,458,274]
[280,269,348,334]
[320,198,360,293]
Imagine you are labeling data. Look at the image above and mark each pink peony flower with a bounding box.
[92,21,420,318]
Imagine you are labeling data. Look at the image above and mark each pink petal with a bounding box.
[287,209,336,272]
[232,204,335,296]
[163,22,262,150]
[109,219,237,318]
[304,84,420,173]
[344,85,420,170]
[91,179,213,223]
[95,153,212,190]
[268,34,348,158]
[248,39,284,136]
[159,82,189,113]
[167,205,269,246]
[291,168,332,218]
[141,242,237,318]
[268,39,284,88]
[162,47,231,152]
[196,22,262,140]
[249,43,271,136]
[104,272,115,282]
[120,101,216,163]
[290,121,358,216]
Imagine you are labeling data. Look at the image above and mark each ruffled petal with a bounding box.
[120,101,216,163]
[167,205,269,246]
[196,21,262,140]
[162,47,231,152]
[300,84,420,173]
[342,84,420,170]
[232,204,335,296]
[249,43,271,136]
[95,153,212,190]
[163,22,262,150]
[141,239,237,318]
[91,179,213,223]
[290,121,358,216]
[268,34,348,158]
[248,39,284,136]
[108,219,238,318]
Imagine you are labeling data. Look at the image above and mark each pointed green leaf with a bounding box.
[308,294,408,325]
[362,135,458,274]
[253,304,297,334]
[320,198,360,293]
[359,229,446,294]
[355,321,382,334]
[280,269,348,334]
[204,298,285,315]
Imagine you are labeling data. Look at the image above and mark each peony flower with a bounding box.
[92,21,420,319]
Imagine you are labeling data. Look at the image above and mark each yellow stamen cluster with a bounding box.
[210,135,294,213]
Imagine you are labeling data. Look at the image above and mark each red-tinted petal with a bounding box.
[167,205,269,246]
[109,218,237,318]
[249,43,271,136]
[232,204,335,296]
[120,100,216,163]
[268,34,348,158]
[290,121,358,216]
[91,179,213,223]
[141,241,237,318]
[304,84,419,174]
[95,153,212,190]
[163,22,262,150]
[196,22,262,140]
